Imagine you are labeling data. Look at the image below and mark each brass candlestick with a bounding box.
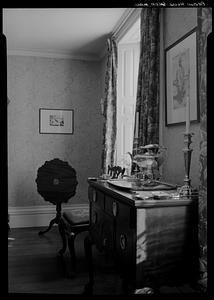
[179,132,194,197]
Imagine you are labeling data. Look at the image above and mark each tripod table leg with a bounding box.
[58,218,67,256]
[38,217,57,235]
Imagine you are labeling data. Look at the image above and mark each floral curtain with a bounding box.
[101,37,118,174]
[133,8,160,156]
[197,7,212,292]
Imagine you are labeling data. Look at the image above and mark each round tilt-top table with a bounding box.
[35,158,78,255]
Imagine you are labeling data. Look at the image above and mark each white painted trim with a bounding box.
[7,49,100,61]
[8,204,89,228]
[112,8,141,43]
[118,17,140,44]
[98,8,141,60]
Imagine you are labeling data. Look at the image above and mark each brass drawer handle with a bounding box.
[92,190,96,202]
[120,234,127,250]
[92,211,97,224]
[103,237,108,247]
[112,201,118,217]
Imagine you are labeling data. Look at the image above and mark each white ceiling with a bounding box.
[3,8,129,60]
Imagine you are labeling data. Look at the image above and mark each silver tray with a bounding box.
[107,179,177,191]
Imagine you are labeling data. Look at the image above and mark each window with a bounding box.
[116,17,140,174]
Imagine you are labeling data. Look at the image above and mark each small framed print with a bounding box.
[39,108,74,134]
[165,27,199,126]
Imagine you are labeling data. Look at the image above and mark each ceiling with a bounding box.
[3,8,129,60]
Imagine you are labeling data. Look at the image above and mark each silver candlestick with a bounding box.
[179,132,194,197]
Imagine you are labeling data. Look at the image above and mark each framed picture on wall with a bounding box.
[39,108,74,134]
[165,27,199,126]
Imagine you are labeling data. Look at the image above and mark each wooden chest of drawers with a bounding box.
[87,179,198,290]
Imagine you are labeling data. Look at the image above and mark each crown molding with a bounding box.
[98,8,141,61]
[112,8,141,43]
[119,16,140,44]
[7,48,100,61]
[6,9,141,62]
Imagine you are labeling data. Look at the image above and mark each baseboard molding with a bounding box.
[8,204,89,228]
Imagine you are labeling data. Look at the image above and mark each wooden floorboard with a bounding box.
[8,227,202,295]
[8,226,122,295]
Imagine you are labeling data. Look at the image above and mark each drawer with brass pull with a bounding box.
[89,187,105,210]
[87,178,198,289]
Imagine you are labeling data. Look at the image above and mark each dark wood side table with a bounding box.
[35,158,78,264]
[83,179,198,294]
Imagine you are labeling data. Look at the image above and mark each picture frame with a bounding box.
[39,108,74,134]
[165,27,199,126]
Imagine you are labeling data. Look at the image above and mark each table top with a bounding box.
[88,178,196,208]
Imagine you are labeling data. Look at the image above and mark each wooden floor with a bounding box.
[8,227,202,295]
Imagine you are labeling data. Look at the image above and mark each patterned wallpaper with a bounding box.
[162,8,200,188]
[7,56,102,207]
